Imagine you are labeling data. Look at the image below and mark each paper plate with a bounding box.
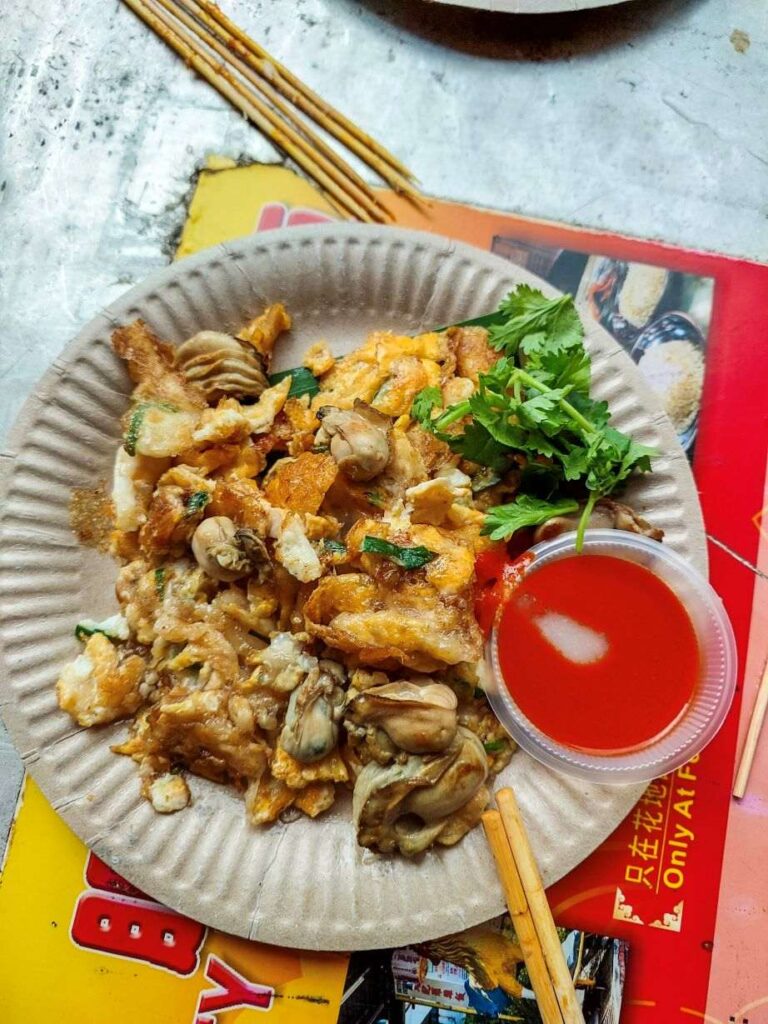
[0,224,705,950]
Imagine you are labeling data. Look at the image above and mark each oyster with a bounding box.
[174,330,269,401]
[315,400,391,481]
[250,631,318,693]
[191,515,271,582]
[279,660,346,763]
[353,727,489,856]
[347,679,458,756]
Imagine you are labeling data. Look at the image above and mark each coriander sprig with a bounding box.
[413,285,657,549]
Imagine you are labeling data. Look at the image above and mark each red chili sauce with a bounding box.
[495,553,700,753]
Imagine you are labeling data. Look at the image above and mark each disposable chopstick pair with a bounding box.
[483,788,584,1024]
[120,0,422,221]
[733,655,768,798]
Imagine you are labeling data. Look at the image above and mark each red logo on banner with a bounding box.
[255,202,333,232]
[70,852,206,975]
[195,955,274,1017]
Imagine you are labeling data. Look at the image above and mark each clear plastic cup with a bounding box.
[485,529,737,784]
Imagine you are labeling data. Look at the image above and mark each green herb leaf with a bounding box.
[517,387,574,431]
[444,422,509,471]
[154,567,166,598]
[482,495,580,541]
[123,401,178,457]
[469,390,560,460]
[360,535,436,570]
[560,445,590,481]
[489,286,583,357]
[520,331,592,394]
[75,614,129,643]
[268,366,320,399]
[418,286,656,546]
[123,406,145,457]
[410,386,443,427]
[366,491,384,508]
[434,310,507,333]
[323,538,347,556]
[483,740,507,753]
[185,491,211,516]
[585,428,657,496]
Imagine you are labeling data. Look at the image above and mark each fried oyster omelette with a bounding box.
[55,303,656,856]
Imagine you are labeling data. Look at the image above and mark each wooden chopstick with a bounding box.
[482,810,565,1023]
[186,0,420,196]
[496,788,585,1024]
[163,0,392,222]
[121,0,394,222]
[733,655,768,798]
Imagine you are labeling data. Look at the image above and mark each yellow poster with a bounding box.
[0,779,347,1023]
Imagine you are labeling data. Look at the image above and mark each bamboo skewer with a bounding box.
[183,0,424,205]
[733,655,768,798]
[496,788,585,1024]
[188,0,415,183]
[482,811,565,1024]
[132,0,378,222]
[163,0,392,221]
[123,0,380,222]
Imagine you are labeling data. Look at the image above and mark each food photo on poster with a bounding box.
[339,919,628,1024]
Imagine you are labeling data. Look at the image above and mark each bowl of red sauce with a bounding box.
[483,530,737,783]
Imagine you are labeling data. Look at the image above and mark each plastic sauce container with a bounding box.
[485,530,737,784]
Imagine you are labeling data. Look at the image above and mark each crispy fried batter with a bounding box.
[371,356,441,418]
[263,452,338,514]
[245,775,294,824]
[56,633,145,727]
[304,573,483,672]
[294,781,336,817]
[273,397,321,455]
[208,478,272,533]
[302,342,335,376]
[112,320,206,409]
[238,303,292,361]
[146,689,269,785]
[447,325,498,384]
[271,746,349,789]
[139,467,214,557]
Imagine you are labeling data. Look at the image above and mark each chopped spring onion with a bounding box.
[366,492,384,508]
[323,539,347,556]
[154,567,166,597]
[123,401,177,456]
[483,740,507,753]
[268,366,320,399]
[360,536,436,570]
[75,614,130,642]
[185,491,211,516]
[123,406,147,457]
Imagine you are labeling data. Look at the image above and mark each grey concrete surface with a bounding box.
[1,0,766,850]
